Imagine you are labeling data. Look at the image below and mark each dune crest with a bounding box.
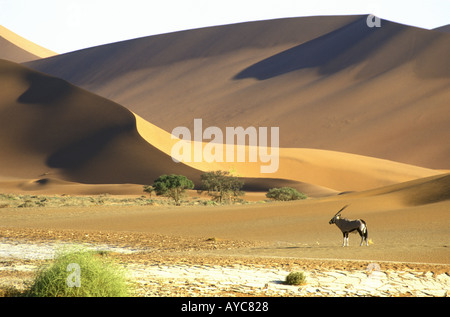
[0,59,327,196]
[0,58,440,198]
[1,16,449,197]
[0,25,56,62]
[336,172,450,209]
[0,19,448,269]
[134,114,440,192]
[0,59,201,186]
[26,16,450,169]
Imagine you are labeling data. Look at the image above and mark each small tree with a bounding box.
[266,187,307,201]
[143,185,155,198]
[153,174,194,204]
[200,170,244,203]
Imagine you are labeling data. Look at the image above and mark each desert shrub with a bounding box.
[285,271,306,285]
[143,185,155,198]
[152,174,194,204]
[200,170,244,203]
[266,187,307,201]
[26,247,131,297]
[202,200,218,206]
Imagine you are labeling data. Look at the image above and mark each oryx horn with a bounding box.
[333,204,349,218]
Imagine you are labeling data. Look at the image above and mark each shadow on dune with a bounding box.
[241,177,303,192]
[404,173,450,206]
[18,72,72,104]
[2,60,331,195]
[0,60,204,186]
[234,17,449,81]
[46,125,134,169]
[356,173,450,207]
[24,16,362,83]
[234,17,402,80]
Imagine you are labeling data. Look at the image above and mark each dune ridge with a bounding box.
[0,22,449,268]
[25,15,450,169]
[134,113,441,192]
[0,59,324,196]
[1,16,449,198]
[0,59,201,186]
[345,172,450,207]
[0,58,443,198]
[434,24,450,33]
[0,25,56,62]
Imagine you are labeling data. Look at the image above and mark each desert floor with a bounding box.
[0,193,449,297]
[1,192,449,263]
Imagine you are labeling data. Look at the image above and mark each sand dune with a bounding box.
[1,16,449,197]
[25,15,450,169]
[434,24,450,33]
[0,58,441,198]
[0,59,201,186]
[0,176,148,196]
[0,59,313,195]
[2,100,438,197]
[134,113,441,192]
[0,19,449,269]
[0,26,56,62]
[338,172,450,207]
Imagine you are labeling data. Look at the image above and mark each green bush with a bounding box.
[285,271,306,286]
[200,170,244,203]
[26,248,131,297]
[266,187,307,201]
[152,174,194,204]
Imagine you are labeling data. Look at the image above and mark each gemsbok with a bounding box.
[329,205,368,247]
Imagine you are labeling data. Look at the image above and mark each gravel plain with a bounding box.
[0,228,448,297]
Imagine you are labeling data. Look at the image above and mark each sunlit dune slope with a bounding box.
[26,15,450,169]
[0,25,56,62]
[0,59,311,195]
[134,114,441,192]
[0,59,440,197]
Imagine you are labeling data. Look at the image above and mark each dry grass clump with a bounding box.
[0,193,155,208]
[285,271,307,286]
[25,247,132,297]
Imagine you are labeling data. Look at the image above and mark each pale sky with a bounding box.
[1,0,449,54]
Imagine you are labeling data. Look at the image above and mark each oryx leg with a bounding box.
[358,222,368,246]
[357,229,363,246]
[361,231,368,246]
[342,232,349,247]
